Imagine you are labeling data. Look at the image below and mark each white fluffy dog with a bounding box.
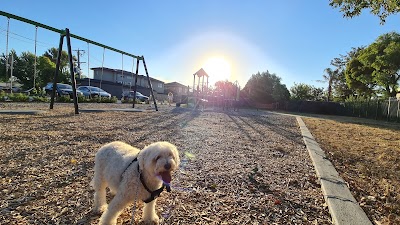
[92,141,180,225]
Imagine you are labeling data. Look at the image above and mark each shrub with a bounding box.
[9,93,30,102]
[31,96,48,102]
[87,97,100,103]
[78,95,87,103]
[101,96,118,103]
[85,96,118,103]
[121,98,141,104]
[0,91,5,100]
[58,95,71,103]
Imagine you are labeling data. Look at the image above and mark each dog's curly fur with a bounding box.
[91,141,180,225]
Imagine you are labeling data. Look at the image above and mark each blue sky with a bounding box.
[1,1,399,90]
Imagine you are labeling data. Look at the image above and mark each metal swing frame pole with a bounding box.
[87,43,90,87]
[50,34,65,110]
[142,57,158,111]
[121,54,124,94]
[65,28,79,114]
[50,29,79,114]
[132,58,140,108]
[5,18,9,84]
[100,48,105,89]
[33,26,38,89]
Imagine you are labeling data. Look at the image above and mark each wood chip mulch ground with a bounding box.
[0,103,331,224]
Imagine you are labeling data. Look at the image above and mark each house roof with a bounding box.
[91,67,164,83]
[165,82,188,87]
[193,68,209,77]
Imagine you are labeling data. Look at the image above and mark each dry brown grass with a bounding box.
[303,115,400,225]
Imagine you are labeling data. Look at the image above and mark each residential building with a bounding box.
[84,67,165,97]
[165,82,189,95]
[165,82,189,102]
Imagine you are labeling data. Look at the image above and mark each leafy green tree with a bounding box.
[36,56,57,88]
[43,47,77,82]
[214,80,237,97]
[243,71,290,103]
[360,32,400,97]
[348,32,400,97]
[329,0,400,24]
[290,83,324,101]
[1,47,74,90]
[0,50,18,82]
[13,51,36,89]
[44,47,69,72]
[0,52,9,82]
[345,57,376,97]
[0,50,21,85]
[330,47,362,101]
[272,83,290,102]
[290,83,312,100]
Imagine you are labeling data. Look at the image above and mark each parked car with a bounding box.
[122,91,149,102]
[77,86,111,98]
[44,83,83,98]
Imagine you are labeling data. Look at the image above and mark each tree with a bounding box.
[0,48,74,90]
[0,52,9,82]
[242,71,290,103]
[320,68,339,101]
[290,83,324,101]
[12,51,36,89]
[360,32,400,97]
[214,80,239,98]
[330,47,362,101]
[0,50,23,86]
[345,57,376,97]
[347,32,400,97]
[36,56,57,88]
[43,47,77,81]
[329,0,400,24]
[43,47,68,72]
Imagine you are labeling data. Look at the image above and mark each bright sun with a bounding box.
[203,57,231,83]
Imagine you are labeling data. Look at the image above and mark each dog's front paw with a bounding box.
[92,204,108,214]
[140,215,159,225]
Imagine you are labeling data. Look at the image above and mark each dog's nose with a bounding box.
[164,163,171,170]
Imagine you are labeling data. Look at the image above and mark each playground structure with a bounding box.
[187,68,240,110]
[0,11,158,113]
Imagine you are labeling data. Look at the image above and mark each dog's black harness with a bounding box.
[123,157,171,203]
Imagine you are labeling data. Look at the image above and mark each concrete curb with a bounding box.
[0,110,46,115]
[296,116,372,225]
[79,108,145,113]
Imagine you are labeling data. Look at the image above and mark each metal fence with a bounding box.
[281,98,400,123]
[342,98,400,122]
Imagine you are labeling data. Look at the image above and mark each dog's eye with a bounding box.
[154,156,161,161]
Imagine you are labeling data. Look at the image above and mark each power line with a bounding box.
[73,48,86,79]
[0,26,55,48]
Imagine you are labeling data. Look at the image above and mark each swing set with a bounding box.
[0,10,158,113]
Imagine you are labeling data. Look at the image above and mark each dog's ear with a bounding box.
[171,145,180,167]
[137,148,148,173]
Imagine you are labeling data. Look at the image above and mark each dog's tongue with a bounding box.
[159,171,172,184]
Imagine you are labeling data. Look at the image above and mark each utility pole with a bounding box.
[10,54,14,94]
[73,48,86,79]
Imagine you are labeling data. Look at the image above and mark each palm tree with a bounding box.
[319,68,338,101]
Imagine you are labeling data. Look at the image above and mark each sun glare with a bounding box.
[203,57,231,83]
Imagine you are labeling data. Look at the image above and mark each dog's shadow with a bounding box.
[75,210,100,225]
[75,208,159,225]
